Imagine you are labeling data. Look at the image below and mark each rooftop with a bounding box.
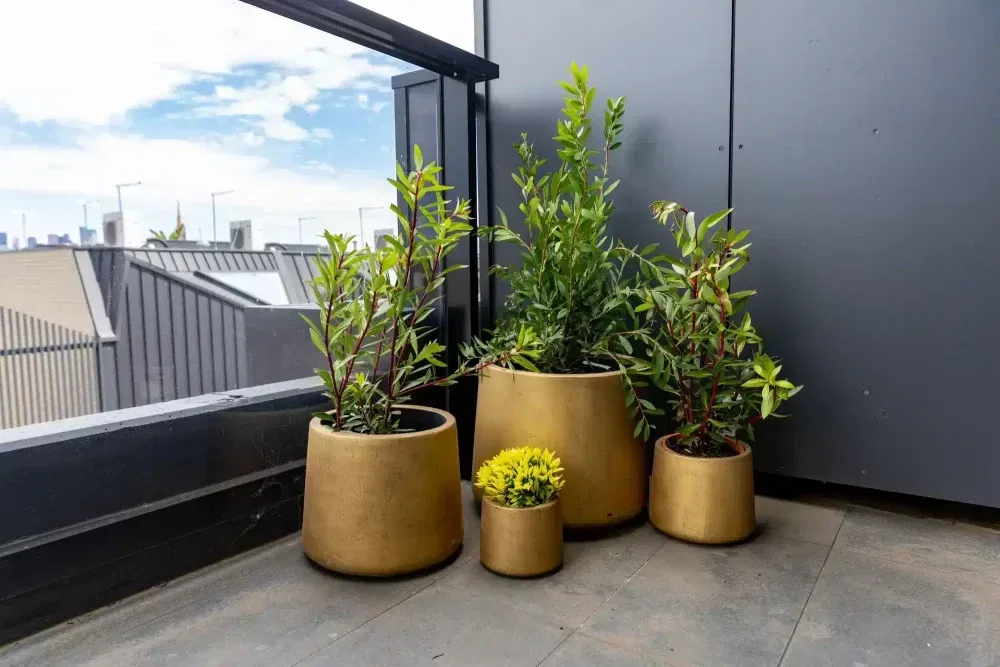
[3,483,999,667]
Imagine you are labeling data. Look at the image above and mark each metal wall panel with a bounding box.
[484,0,733,308]
[732,0,1000,507]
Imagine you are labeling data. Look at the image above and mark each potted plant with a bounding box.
[628,201,802,544]
[467,63,658,529]
[475,446,565,577]
[302,146,538,576]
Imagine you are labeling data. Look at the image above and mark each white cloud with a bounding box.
[0,132,394,245]
[312,128,334,140]
[0,0,473,127]
[258,117,309,142]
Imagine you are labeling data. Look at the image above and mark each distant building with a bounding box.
[79,227,97,246]
[47,234,72,246]
[27,237,37,249]
[373,228,395,250]
[0,232,7,250]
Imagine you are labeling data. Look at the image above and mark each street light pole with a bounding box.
[115,181,142,215]
[357,206,385,249]
[211,190,235,245]
[297,216,316,244]
[82,200,99,231]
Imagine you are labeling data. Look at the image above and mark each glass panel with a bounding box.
[0,0,461,426]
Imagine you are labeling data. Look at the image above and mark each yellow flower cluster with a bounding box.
[475,447,565,508]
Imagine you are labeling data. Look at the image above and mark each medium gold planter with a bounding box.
[473,366,646,528]
[480,497,563,577]
[302,405,464,576]
[649,435,756,544]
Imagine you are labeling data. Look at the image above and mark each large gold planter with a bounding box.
[302,405,464,576]
[473,366,646,528]
[480,497,563,577]
[649,436,756,544]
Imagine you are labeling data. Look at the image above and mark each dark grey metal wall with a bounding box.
[731,0,1000,507]
[483,0,733,308]
[481,0,1000,507]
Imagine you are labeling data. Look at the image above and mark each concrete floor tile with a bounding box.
[756,495,845,546]
[0,535,306,667]
[834,506,1000,586]
[541,633,672,666]
[299,585,571,667]
[781,548,1000,667]
[0,484,481,667]
[581,533,828,667]
[443,523,666,627]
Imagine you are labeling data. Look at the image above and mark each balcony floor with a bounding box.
[3,483,1000,667]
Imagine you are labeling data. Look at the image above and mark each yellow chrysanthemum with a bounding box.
[475,447,565,508]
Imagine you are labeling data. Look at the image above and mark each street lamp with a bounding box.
[357,206,385,248]
[210,190,235,244]
[82,200,99,230]
[297,216,316,244]
[115,181,141,214]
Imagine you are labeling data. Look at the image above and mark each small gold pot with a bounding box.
[649,435,755,544]
[302,405,463,576]
[480,496,563,577]
[473,366,646,528]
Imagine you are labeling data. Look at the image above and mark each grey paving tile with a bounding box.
[541,633,671,666]
[581,533,828,667]
[756,495,845,546]
[0,483,481,667]
[0,535,306,667]
[834,506,1000,586]
[781,548,1000,667]
[443,522,666,627]
[299,584,571,667]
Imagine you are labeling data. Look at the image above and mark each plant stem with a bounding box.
[384,173,423,417]
[323,248,347,429]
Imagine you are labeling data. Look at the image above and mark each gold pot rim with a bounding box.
[308,404,455,441]
[482,496,560,513]
[655,434,752,461]
[482,364,622,381]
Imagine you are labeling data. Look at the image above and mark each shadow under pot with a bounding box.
[480,496,563,577]
[472,366,646,529]
[302,405,464,576]
[649,434,756,545]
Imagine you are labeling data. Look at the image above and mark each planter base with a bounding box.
[473,366,646,529]
[649,436,756,545]
[302,406,464,576]
[480,497,563,577]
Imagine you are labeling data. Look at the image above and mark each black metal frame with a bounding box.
[240,0,499,82]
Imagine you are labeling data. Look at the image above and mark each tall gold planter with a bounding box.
[649,436,756,544]
[473,366,646,528]
[302,405,464,576]
[480,497,563,577]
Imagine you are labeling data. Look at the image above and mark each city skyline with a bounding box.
[0,0,473,248]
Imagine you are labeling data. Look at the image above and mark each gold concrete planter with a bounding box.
[472,366,646,528]
[480,497,563,577]
[649,435,756,544]
[301,405,464,576]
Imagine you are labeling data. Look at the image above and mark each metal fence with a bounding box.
[0,307,101,430]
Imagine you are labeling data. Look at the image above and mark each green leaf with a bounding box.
[413,144,424,170]
[683,211,696,241]
[761,386,774,418]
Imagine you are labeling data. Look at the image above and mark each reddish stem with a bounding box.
[323,249,347,429]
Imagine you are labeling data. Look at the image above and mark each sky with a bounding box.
[0,0,473,248]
